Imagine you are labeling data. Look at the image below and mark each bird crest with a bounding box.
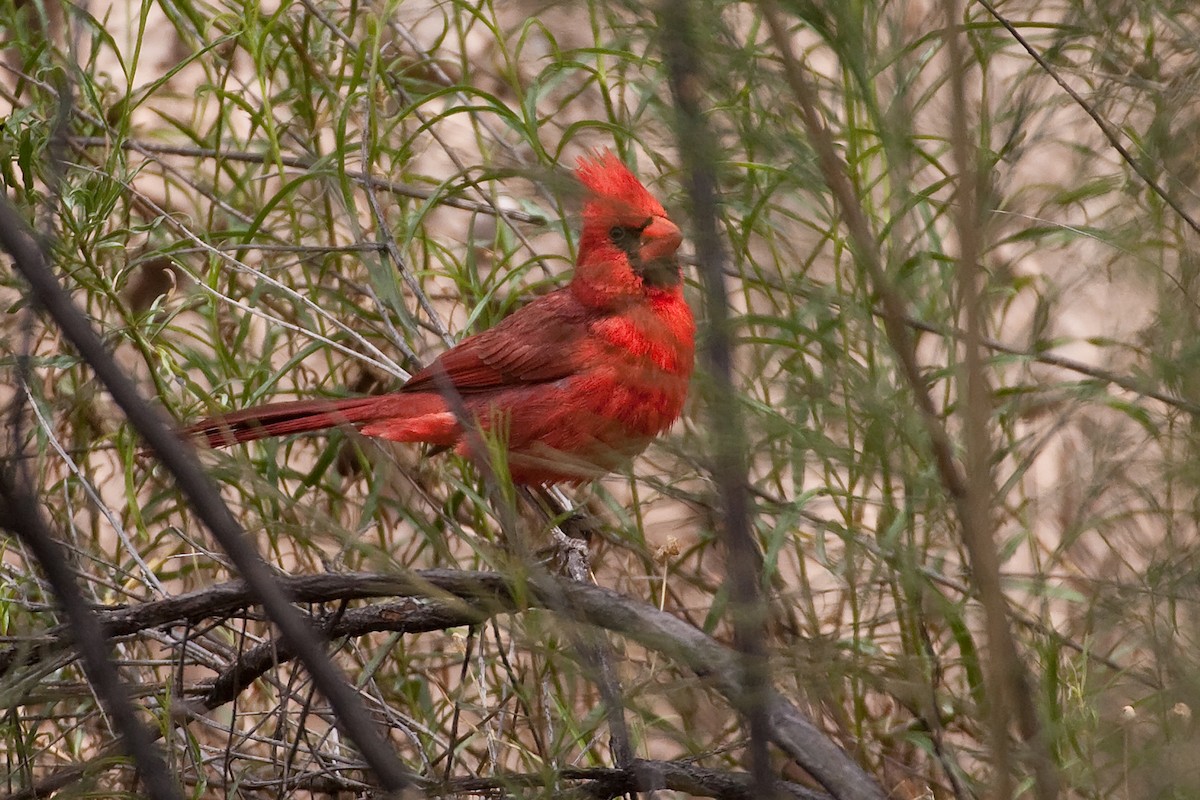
[575,151,668,225]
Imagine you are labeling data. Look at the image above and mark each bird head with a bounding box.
[572,151,684,308]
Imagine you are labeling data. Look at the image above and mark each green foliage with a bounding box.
[3,0,1200,796]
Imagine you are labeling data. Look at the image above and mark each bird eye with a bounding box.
[608,225,628,244]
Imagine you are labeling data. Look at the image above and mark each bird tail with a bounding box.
[182,396,396,448]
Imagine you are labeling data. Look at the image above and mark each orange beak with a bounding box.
[638,215,683,263]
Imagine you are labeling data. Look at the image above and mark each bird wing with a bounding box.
[401,289,592,395]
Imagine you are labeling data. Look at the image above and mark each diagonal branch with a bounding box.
[0,189,415,793]
[0,453,182,800]
[974,0,1200,238]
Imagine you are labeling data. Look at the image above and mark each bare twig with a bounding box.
[5,569,882,800]
[661,4,777,798]
[0,446,182,800]
[68,135,548,224]
[943,0,1058,795]
[975,0,1200,239]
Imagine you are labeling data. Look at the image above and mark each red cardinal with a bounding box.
[184,152,695,485]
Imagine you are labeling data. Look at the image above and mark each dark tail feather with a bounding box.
[183,396,390,448]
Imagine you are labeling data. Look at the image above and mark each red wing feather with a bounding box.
[401,289,592,395]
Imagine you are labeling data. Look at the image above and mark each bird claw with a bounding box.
[543,524,591,582]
